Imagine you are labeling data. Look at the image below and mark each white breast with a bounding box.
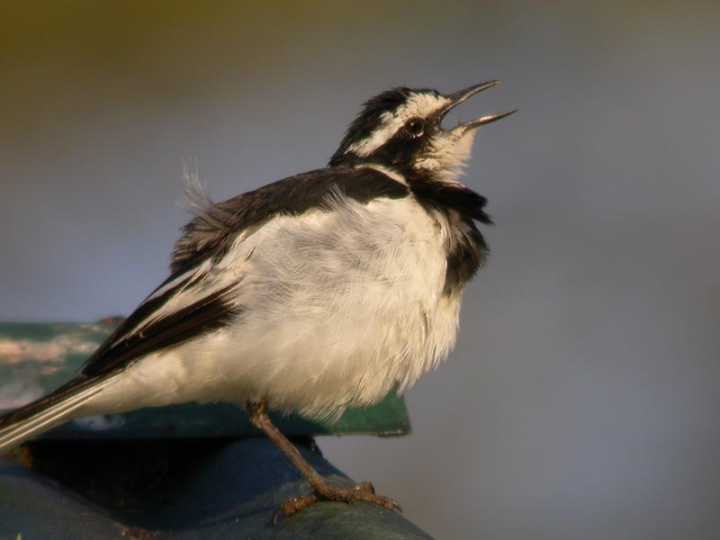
[83,193,464,421]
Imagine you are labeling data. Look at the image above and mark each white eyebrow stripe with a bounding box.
[347,111,398,157]
[346,93,451,157]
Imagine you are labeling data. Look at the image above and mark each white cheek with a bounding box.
[452,130,477,164]
[414,130,478,182]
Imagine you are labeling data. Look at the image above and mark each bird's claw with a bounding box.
[272,481,401,524]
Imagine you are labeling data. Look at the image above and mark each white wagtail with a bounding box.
[0,82,514,517]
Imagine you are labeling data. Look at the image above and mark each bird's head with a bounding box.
[330,81,514,184]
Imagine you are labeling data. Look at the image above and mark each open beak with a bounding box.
[440,81,516,133]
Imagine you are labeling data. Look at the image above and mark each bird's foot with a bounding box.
[273,481,401,524]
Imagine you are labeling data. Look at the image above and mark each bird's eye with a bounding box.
[405,118,425,138]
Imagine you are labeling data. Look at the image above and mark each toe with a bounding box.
[272,494,319,525]
[370,494,402,513]
[354,481,376,495]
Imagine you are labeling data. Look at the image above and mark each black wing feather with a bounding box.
[82,282,239,377]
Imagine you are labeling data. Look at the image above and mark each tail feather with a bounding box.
[0,374,119,453]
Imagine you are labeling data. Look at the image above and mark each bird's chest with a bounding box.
[202,195,473,412]
[358,203,469,392]
[382,202,488,388]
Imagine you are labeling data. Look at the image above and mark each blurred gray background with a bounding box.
[2,1,719,538]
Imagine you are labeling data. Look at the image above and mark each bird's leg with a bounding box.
[246,400,401,522]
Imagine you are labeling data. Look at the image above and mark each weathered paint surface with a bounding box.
[0,438,434,540]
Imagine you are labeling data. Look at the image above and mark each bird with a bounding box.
[0,81,514,518]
